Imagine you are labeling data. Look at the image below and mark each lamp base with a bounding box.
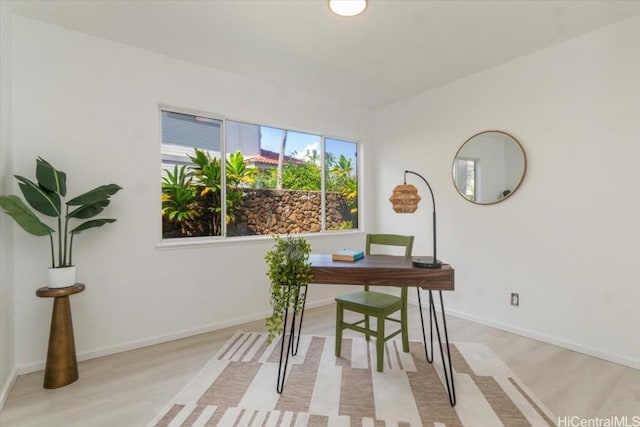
[412,256,442,269]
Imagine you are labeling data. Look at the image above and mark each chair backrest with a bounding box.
[365,234,414,257]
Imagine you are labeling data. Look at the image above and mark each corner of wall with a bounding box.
[0,370,17,412]
[0,0,16,411]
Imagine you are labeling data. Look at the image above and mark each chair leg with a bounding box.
[364,314,370,341]
[335,302,343,357]
[401,298,409,353]
[376,316,385,372]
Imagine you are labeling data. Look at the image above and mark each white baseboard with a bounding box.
[16,298,336,375]
[443,307,640,370]
[0,369,17,412]
[15,298,638,375]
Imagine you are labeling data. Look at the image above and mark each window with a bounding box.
[161,109,359,239]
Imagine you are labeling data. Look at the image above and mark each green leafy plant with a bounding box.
[264,235,312,343]
[162,148,256,237]
[224,151,256,226]
[161,165,200,222]
[226,150,256,187]
[0,157,122,268]
[328,220,354,231]
[189,148,222,197]
[326,154,358,224]
[341,177,358,215]
[256,160,321,191]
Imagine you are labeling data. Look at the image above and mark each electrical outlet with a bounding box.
[510,293,519,306]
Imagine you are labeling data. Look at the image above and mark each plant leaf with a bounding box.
[0,195,54,236]
[36,157,67,196]
[66,184,122,206]
[15,175,61,217]
[69,218,116,234]
[67,199,110,219]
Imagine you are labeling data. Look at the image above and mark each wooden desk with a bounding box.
[276,254,457,406]
[36,283,85,389]
[309,254,454,289]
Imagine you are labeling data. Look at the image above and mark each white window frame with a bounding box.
[157,105,362,248]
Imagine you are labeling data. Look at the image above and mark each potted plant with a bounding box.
[264,235,312,343]
[0,157,122,287]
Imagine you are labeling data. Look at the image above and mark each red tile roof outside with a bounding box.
[247,149,304,166]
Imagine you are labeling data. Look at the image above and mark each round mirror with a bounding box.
[452,130,526,205]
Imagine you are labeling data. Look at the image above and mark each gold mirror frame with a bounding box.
[452,130,527,205]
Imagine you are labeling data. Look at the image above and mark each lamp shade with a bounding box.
[389,184,421,213]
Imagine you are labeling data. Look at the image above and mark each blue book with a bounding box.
[332,249,365,262]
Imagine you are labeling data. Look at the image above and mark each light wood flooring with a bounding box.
[1,304,639,426]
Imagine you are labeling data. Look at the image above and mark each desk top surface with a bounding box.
[309,254,454,290]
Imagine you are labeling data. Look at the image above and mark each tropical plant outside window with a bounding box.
[161,110,358,239]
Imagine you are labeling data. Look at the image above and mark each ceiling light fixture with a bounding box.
[328,0,367,17]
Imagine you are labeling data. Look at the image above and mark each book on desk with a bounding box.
[331,249,365,262]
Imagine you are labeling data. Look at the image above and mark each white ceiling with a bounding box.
[12,0,640,109]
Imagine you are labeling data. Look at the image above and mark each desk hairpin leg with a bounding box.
[276,284,308,394]
[417,289,457,407]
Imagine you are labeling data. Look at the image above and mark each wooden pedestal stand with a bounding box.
[35,283,85,389]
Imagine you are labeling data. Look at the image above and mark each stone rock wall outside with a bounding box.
[162,188,355,238]
[228,188,354,236]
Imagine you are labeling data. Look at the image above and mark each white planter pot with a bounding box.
[47,266,77,288]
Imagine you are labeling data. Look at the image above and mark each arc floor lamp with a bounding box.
[389,169,456,406]
[389,170,441,268]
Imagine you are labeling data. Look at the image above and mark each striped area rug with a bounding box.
[148,332,556,426]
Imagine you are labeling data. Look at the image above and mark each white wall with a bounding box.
[372,15,640,367]
[8,10,639,380]
[0,0,16,409]
[10,15,371,372]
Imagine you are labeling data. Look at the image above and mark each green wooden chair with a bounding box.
[335,233,414,372]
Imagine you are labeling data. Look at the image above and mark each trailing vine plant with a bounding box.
[265,235,312,343]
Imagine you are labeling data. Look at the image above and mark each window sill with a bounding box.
[156,229,364,250]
